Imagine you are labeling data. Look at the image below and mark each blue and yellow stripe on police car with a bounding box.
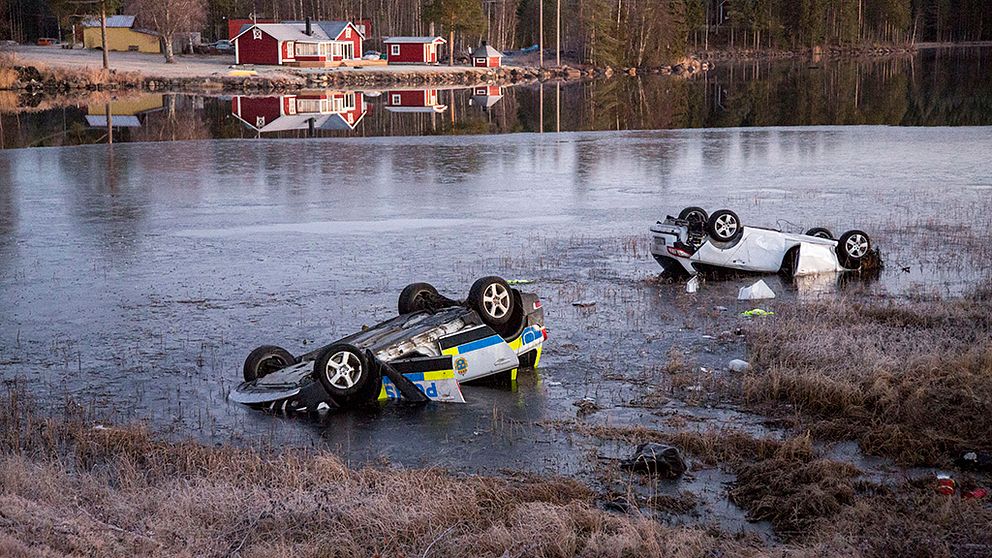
[377,368,455,401]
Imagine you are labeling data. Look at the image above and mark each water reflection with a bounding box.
[231,91,368,135]
[1,49,990,149]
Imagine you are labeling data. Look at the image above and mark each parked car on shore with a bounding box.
[650,207,873,277]
[230,276,546,414]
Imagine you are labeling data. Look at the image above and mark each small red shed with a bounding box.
[383,36,446,64]
[470,42,502,68]
[384,89,447,113]
[233,19,364,67]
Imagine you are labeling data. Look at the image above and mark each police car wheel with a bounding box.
[468,276,516,327]
[243,345,295,382]
[398,282,439,315]
[314,344,373,400]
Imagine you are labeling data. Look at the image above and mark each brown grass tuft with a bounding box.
[743,285,992,465]
[0,386,754,558]
[0,52,19,89]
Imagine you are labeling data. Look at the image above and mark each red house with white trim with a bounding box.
[384,89,447,113]
[231,91,368,133]
[233,19,364,67]
[470,42,503,67]
[383,36,446,64]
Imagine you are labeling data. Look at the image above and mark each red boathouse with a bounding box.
[231,91,368,133]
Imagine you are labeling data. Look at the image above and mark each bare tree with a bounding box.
[126,0,207,63]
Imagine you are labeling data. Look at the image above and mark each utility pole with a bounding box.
[555,0,560,66]
[539,0,544,68]
[99,0,108,69]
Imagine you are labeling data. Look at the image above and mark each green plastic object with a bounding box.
[740,308,775,317]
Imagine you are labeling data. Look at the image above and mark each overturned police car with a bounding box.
[650,207,873,278]
[229,276,546,413]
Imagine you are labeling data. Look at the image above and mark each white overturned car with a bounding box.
[650,207,873,277]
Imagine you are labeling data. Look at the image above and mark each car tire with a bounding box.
[518,349,540,369]
[398,282,439,315]
[805,227,834,240]
[468,276,516,327]
[313,344,378,404]
[836,230,871,269]
[706,209,743,243]
[678,207,708,225]
[243,345,295,382]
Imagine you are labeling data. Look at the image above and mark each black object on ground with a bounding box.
[620,443,687,478]
[957,450,992,472]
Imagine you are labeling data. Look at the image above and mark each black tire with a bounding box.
[805,227,834,240]
[678,206,708,225]
[243,345,295,382]
[836,230,871,269]
[706,209,743,243]
[313,344,379,404]
[468,276,516,327]
[518,349,540,369]
[398,282,439,315]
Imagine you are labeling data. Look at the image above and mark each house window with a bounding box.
[391,94,401,105]
[390,44,400,56]
[475,58,485,65]
[345,28,351,38]
[296,99,323,113]
[295,42,319,56]
[252,28,262,40]
[255,116,266,127]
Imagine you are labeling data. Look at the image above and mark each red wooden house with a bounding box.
[384,89,447,113]
[383,37,446,64]
[231,91,368,133]
[470,42,503,67]
[233,19,364,67]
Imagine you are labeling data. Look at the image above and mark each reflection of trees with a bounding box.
[131,95,211,143]
[2,53,992,151]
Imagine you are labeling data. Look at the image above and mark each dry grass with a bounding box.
[743,281,992,465]
[0,52,19,89]
[0,386,763,558]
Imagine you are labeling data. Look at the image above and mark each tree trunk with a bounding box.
[449,29,454,66]
[165,34,176,63]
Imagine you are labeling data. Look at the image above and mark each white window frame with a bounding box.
[390,44,400,56]
[252,28,262,40]
[475,57,486,66]
[391,93,401,105]
[345,27,351,38]
[295,42,319,57]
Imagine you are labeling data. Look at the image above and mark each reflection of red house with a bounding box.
[231,91,367,133]
[470,42,502,67]
[384,89,447,113]
[233,19,364,67]
[383,37,445,64]
[469,86,503,110]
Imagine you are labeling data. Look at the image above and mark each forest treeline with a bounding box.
[2,0,991,67]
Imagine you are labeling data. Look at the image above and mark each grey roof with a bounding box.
[471,44,503,57]
[383,36,446,44]
[85,115,141,127]
[471,94,503,108]
[234,21,361,42]
[81,15,136,28]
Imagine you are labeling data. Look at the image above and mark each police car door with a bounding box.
[438,325,519,382]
